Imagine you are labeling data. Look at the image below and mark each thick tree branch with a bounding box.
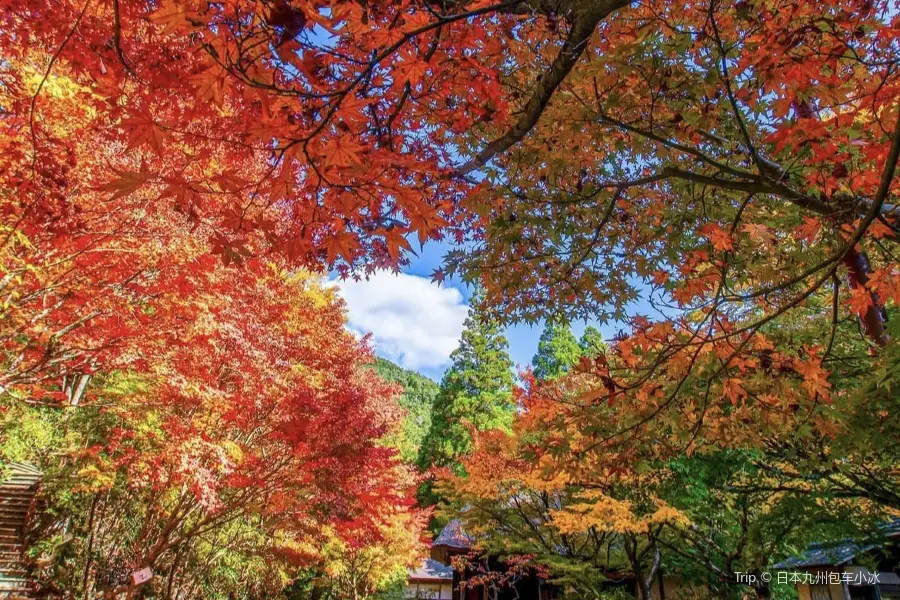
[456,0,628,175]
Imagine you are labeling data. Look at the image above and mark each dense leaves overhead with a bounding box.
[5,0,899,409]
[1,0,512,273]
[456,0,900,323]
[442,0,900,454]
[2,0,446,590]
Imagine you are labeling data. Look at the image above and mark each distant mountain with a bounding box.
[371,357,439,464]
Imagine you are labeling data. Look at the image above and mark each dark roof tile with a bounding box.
[434,519,473,550]
[774,520,900,569]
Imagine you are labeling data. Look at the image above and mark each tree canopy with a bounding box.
[1,269,423,599]
[578,326,606,358]
[4,0,898,440]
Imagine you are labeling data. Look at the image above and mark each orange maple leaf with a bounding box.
[119,115,167,155]
[383,229,412,261]
[323,138,362,169]
[868,219,895,240]
[794,216,821,244]
[150,0,192,33]
[699,223,734,252]
[721,378,747,406]
[793,354,831,400]
[367,27,406,49]
[868,268,900,307]
[396,49,429,86]
[189,68,226,108]
[846,286,874,318]
[407,207,449,246]
[325,232,360,264]
[339,94,373,126]
[98,164,152,201]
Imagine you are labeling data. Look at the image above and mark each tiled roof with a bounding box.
[433,519,473,550]
[408,558,453,581]
[1,462,42,486]
[2,462,42,478]
[774,520,900,569]
[774,542,868,569]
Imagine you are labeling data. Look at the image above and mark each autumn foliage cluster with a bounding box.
[1,0,900,596]
[1,0,437,595]
[1,98,425,593]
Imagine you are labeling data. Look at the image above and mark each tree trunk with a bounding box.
[639,579,654,600]
[641,546,661,600]
[80,492,101,599]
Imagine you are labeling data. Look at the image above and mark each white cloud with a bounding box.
[333,272,468,371]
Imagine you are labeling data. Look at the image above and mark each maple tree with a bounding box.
[287,507,429,600]
[0,72,424,597]
[445,0,900,453]
[3,0,898,456]
[3,0,900,597]
[440,361,897,599]
[0,59,425,588]
[2,268,422,598]
[438,424,675,599]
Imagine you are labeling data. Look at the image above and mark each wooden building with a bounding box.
[430,519,554,600]
[406,558,454,599]
[774,522,900,600]
[0,463,41,599]
[427,519,695,600]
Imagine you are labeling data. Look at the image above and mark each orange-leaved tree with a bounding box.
[446,0,900,453]
[440,366,896,599]
[4,265,424,598]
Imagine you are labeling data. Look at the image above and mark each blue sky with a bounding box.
[333,238,621,380]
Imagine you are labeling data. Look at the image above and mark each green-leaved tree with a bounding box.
[578,325,607,359]
[532,320,581,380]
[420,297,514,472]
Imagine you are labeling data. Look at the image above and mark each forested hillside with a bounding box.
[371,358,439,464]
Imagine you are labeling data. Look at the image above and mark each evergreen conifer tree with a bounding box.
[532,320,581,380]
[419,295,514,471]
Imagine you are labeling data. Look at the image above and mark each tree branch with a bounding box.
[456,0,628,175]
